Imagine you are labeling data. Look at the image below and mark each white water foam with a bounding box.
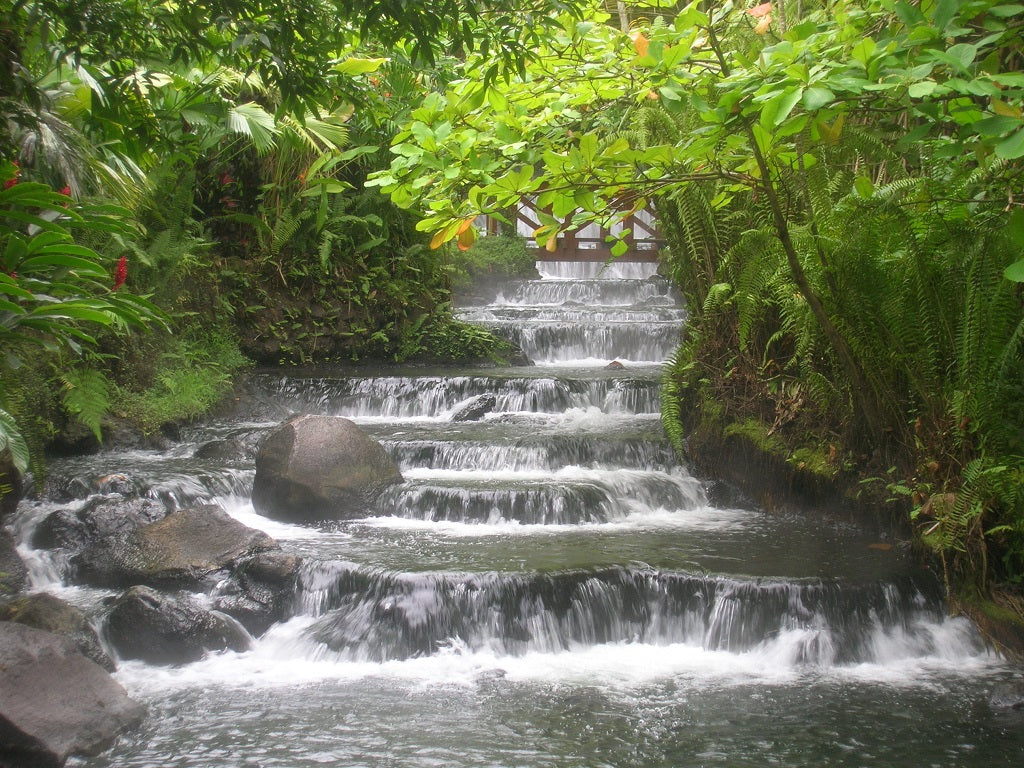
[109,612,1000,700]
[536,261,659,280]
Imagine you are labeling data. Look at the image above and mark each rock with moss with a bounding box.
[252,414,402,523]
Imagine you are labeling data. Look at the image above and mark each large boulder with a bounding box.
[0,622,144,767]
[104,585,252,666]
[72,505,277,589]
[213,550,302,636]
[0,592,114,671]
[252,414,402,523]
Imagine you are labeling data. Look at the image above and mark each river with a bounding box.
[10,259,1024,766]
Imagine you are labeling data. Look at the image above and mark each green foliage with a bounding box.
[0,407,30,475]
[446,233,538,289]
[395,308,518,364]
[0,165,168,469]
[114,332,248,435]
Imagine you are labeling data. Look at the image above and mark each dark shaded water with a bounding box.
[9,260,1023,766]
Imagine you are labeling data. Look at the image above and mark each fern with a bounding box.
[60,368,110,442]
[0,406,30,473]
[660,344,690,458]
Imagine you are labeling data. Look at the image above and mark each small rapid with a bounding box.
[5,259,1022,767]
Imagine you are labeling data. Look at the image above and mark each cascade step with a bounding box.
[375,468,704,525]
[246,369,665,418]
[295,562,966,664]
[379,430,679,473]
[267,504,913,586]
[476,320,684,364]
[483,276,680,307]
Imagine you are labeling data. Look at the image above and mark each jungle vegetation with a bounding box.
[1,0,572,480]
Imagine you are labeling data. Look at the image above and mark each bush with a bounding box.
[446,234,538,288]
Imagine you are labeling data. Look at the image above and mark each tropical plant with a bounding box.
[0,162,167,470]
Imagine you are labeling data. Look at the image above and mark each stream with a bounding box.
[10,260,1024,767]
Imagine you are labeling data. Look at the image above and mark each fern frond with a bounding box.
[0,406,30,473]
[61,369,110,443]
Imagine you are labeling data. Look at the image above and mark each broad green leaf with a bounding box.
[772,87,804,127]
[18,254,108,277]
[995,126,1024,159]
[854,175,874,199]
[334,57,387,75]
[851,38,876,69]
[908,80,938,98]
[989,5,1024,17]
[1005,259,1024,282]
[802,86,834,111]
[1005,209,1024,248]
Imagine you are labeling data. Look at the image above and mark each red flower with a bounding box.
[3,163,19,190]
[113,256,128,291]
[60,186,71,196]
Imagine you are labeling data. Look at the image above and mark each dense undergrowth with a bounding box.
[657,161,1024,613]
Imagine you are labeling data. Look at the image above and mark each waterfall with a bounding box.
[8,258,1020,768]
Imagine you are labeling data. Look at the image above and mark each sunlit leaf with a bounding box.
[630,30,649,57]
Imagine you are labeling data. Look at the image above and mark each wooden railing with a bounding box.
[483,201,664,263]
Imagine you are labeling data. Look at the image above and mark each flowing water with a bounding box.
[9,261,1024,766]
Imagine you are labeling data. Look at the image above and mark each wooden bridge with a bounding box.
[483,201,664,263]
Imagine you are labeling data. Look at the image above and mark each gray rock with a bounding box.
[252,414,402,523]
[0,528,28,594]
[104,585,252,666]
[450,394,497,422]
[194,438,247,461]
[214,551,302,635]
[0,622,144,767]
[33,497,166,552]
[0,592,114,671]
[72,504,277,588]
[990,679,1024,710]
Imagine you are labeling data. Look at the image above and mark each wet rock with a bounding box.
[104,585,252,666]
[604,360,626,370]
[33,496,166,552]
[451,394,497,422]
[0,528,28,594]
[0,592,114,671]
[252,414,402,523]
[0,622,144,767]
[72,504,277,589]
[194,437,247,461]
[214,551,302,635]
[45,421,101,458]
[990,679,1024,710]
